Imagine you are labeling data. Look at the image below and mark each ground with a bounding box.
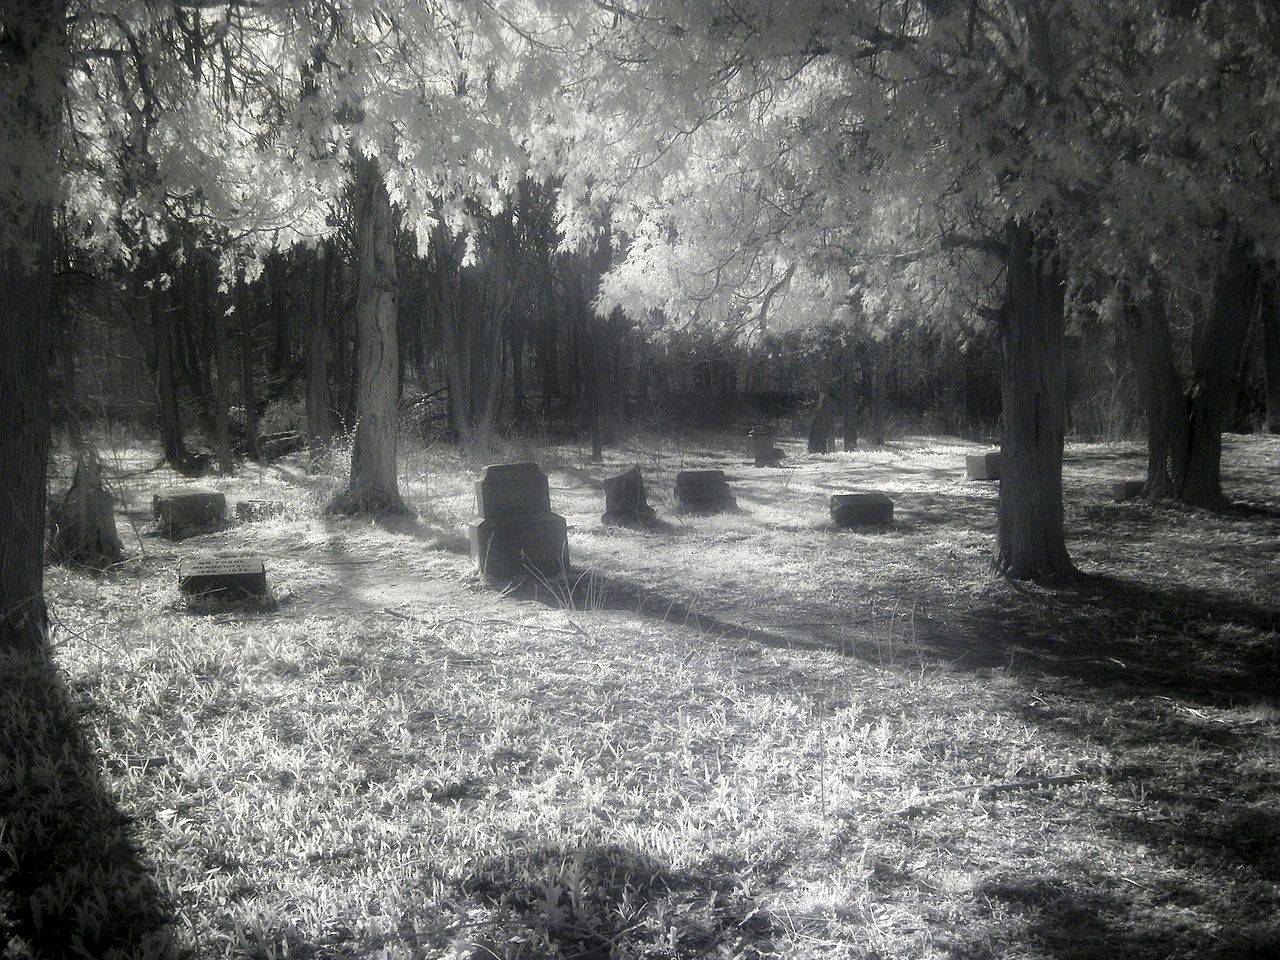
[3,430,1278,959]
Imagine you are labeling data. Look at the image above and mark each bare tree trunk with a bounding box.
[865,337,887,445]
[1120,278,1187,498]
[0,1,63,650]
[1263,270,1280,435]
[808,390,837,453]
[50,451,123,570]
[329,156,407,515]
[995,220,1075,580]
[208,265,234,474]
[841,339,859,450]
[305,243,332,452]
[145,284,188,469]
[238,273,261,462]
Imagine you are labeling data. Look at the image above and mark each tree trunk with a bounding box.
[238,273,262,462]
[0,1,64,650]
[328,156,407,515]
[1120,278,1186,498]
[1178,239,1260,506]
[865,337,887,445]
[208,265,234,474]
[50,451,123,570]
[808,390,837,453]
[841,340,859,451]
[1262,271,1280,435]
[149,286,188,469]
[305,243,332,452]
[994,220,1075,580]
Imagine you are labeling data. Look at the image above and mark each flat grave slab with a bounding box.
[153,487,226,539]
[830,492,894,527]
[468,462,569,583]
[674,470,737,514]
[1112,479,1146,502]
[965,451,1001,481]
[178,555,268,600]
[602,465,657,527]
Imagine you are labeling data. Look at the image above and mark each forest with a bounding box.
[1,2,1278,959]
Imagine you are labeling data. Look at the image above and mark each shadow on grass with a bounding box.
[0,648,177,957]
[461,842,775,958]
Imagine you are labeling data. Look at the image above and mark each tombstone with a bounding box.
[602,465,657,527]
[178,555,268,600]
[830,492,894,528]
[153,487,226,539]
[467,462,569,583]
[965,451,1001,481]
[236,499,285,522]
[674,470,737,514]
[1112,479,1146,502]
[749,426,784,468]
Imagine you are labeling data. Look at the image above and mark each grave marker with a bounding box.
[1112,479,1146,502]
[153,487,226,539]
[830,492,894,527]
[178,555,268,600]
[749,426,784,467]
[965,451,1001,481]
[468,462,569,583]
[674,470,737,514]
[602,465,657,527]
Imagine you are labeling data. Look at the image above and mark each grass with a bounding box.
[2,429,1278,958]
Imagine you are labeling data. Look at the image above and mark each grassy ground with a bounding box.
[3,430,1278,959]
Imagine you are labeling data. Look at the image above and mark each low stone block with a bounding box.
[602,465,657,527]
[749,426,783,467]
[830,492,894,527]
[965,452,1001,481]
[469,514,569,583]
[1112,479,1146,502]
[674,470,737,513]
[474,461,551,519]
[235,499,285,521]
[153,487,226,539]
[178,555,268,600]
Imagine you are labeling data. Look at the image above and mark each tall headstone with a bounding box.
[178,555,268,600]
[674,470,737,514]
[602,465,657,527]
[468,462,569,582]
[749,426,783,467]
[153,487,226,539]
[965,452,1001,481]
[830,492,894,527]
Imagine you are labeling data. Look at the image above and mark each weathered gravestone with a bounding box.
[1112,479,1146,502]
[965,451,1001,481]
[236,499,285,522]
[178,555,268,600]
[468,462,569,582]
[830,492,894,527]
[153,487,226,539]
[602,465,657,527]
[749,426,784,467]
[674,470,737,514]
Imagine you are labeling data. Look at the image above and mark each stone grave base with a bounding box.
[965,452,1001,481]
[153,488,226,539]
[830,493,894,527]
[469,513,569,583]
[178,555,268,600]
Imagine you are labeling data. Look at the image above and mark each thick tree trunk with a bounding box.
[864,337,887,445]
[208,266,234,474]
[238,274,261,462]
[841,341,859,451]
[1178,239,1260,506]
[808,390,838,453]
[1263,272,1280,435]
[145,285,189,468]
[305,243,332,451]
[0,1,63,650]
[994,220,1075,580]
[1120,279,1186,498]
[328,156,407,515]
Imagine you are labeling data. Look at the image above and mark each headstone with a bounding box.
[674,470,737,514]
[965,451,1001,481]
[830,492,894,527]
[467,462,569,583]
[602,465,657,527]
[750,426,784,467]
[153,487,226,539]
[1112,479,1146,502]
[236,499,285,521]
[178,555,268,600]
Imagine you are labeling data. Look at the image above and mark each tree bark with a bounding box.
[238,273,262,462]
[1120,278,1186,497]
[305,242,332,452]
[865,336,887,445]
[328,156,407,515]
[0,1,64,650]
[994,220,1075,580]
[841,340,859,451]
[208,263,234,474]
[1262,271,1280,435]
[808,390,838,453]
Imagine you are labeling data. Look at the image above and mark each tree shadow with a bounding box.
[0,648,179,957]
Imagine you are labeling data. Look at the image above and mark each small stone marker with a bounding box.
[830,492,894,527]
[1112,479,1146,502]
[153,487,226,539]
[749,426,784,467]
[965,452,1001,481]
[674,470,737,514]
[178,555,268,600]
[235,499,285,521]
[602,465,657,527]
[467,462,569,583]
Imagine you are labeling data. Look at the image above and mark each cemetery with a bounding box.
[2,3,1279,960]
